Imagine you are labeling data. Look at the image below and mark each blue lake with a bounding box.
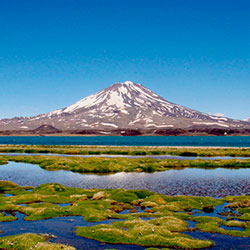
[0,136,250,147]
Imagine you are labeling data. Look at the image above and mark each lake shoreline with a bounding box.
[0,144,250,157]
[1,133,250,136]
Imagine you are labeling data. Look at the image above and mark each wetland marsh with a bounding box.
[0,145,249,249]
[0,181,250,249]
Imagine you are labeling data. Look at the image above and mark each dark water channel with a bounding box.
[184,202,250,249]
[0,212,145,250]
[1,162,250,197]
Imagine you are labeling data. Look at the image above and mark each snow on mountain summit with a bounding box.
[0,81,249,131]
[52,80,174,115]
[64,81,137,113]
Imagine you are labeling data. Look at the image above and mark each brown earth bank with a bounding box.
[1,127,250,136]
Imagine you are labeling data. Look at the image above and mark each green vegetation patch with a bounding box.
[1,154,250,175]
[76,218,214,249]
[193,216,250,237]
[0,144,249,156]
[0,233,76,249]
[1,181,250,249]
[0,212,17,222]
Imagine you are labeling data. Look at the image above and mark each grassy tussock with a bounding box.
[76,219,214,248]
[0,181,250,249]
[0,233,76,249]
[1,155,250,174]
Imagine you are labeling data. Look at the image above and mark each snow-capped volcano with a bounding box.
[0,81,249,131]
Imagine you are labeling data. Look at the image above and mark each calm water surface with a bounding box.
[1,211,250,250]
[0,213,144,250]
[1,162,250,197]
[0,136,250,147]
[1,152,250,160]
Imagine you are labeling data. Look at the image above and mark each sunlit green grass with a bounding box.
[0,233,76,249]
[0,144,249,156]
[0,181,250,249]
[1,154,250,174]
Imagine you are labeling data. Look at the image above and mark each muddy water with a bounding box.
[1,162,250,197]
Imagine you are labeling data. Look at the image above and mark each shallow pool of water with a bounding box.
[0,212,144,250]
[1,162,250,197]
[185,231,250,250]
[1,210,249,250]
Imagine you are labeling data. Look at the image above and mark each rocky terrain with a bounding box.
[0,81,249,135]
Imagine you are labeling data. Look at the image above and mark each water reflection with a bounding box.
[1,162,250,197]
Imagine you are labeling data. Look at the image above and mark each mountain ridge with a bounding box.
[0,81,249,133]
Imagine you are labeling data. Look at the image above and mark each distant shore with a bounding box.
[0,144,249,156]
[1,133,250,137]
[0,126,250,137]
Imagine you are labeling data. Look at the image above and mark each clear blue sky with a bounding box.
[0,0,249,120]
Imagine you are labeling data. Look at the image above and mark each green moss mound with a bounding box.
[33,183,68,194]
[76,218,214,249]
[110,190,139,203]
[0,233,76,249]
[0,181,19,192]
[0,181,250,249]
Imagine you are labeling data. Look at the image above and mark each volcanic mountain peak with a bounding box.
[123,80,135,85]
[0,80,249,132]
[49,80,173,115]
[59,81,138,113]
